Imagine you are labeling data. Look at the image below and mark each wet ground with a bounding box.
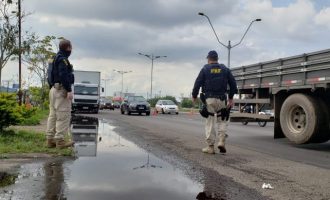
[0,115,227,200]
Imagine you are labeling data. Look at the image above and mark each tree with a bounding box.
[0,93,22,132]
[181,98,193,108]
[24,36,56,108]
[0,0,35,87]
[148,95,178,107]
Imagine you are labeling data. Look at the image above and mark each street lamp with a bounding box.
[113,69,132,97]
[198,12,261,68]
[102,78,112,97]
[138,53,167,99]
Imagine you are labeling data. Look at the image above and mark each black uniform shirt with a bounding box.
[53,51,74,92]
[192,63,237,99]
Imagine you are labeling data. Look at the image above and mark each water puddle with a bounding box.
[0,115,220,200]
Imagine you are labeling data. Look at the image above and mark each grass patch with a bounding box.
[19,109,49,126]
[0,130,73,156]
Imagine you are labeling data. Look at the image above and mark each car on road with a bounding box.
[100,99,114,110]
[121,96,151,116]
[155,100,179,114]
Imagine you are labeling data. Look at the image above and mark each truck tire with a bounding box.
[280,94,327,144]
[258,121,267,127]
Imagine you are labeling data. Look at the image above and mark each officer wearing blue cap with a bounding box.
[192,50,237,154]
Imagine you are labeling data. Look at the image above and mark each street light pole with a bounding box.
[138,53,167,99]
[113,69,132,97]
[198,12,261,68]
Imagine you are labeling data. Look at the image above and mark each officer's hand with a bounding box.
[192,98,197,104]
[227,99,234,108]
[67,92,73,100]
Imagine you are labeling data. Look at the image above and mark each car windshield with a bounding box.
[74,86,98,96]
[128,96,146,102]
[162,100,175,105]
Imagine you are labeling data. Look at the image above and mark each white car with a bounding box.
[155,100,179,114]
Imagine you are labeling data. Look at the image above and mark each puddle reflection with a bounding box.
[133,145,162,170]
[71,115,99,157]
[0,115,226,200]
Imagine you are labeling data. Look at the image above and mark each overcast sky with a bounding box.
[3,0,330,98]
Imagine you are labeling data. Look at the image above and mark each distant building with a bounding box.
[0,86,17,93]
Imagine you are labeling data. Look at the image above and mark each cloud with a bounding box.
[315,7,330,28]
[3,0,330,98]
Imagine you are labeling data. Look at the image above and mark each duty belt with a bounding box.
[205,93,226,101]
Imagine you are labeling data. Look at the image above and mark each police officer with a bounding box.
[46,39,75,149]
[192,50,237,154]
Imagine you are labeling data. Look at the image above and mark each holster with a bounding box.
[199,105,231,121]
[200,93,206,104]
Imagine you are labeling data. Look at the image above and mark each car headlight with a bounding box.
[130,103,136,107]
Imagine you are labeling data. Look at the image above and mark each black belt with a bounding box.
[205,93,226,101]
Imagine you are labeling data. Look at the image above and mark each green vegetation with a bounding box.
[19,108,49,126]
[0,93,23,132]
[0,93,49,132]
[181,98,202,109]
[0,130,73,156]
[148,96,178,107]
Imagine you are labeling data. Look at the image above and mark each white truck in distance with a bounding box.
[72,70,102,114]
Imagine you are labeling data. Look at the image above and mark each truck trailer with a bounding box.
[72,70,102,114]
[230,49,330,144]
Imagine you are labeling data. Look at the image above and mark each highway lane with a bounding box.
[99,110,330,169]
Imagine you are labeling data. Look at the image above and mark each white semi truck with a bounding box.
[72,70,103,114]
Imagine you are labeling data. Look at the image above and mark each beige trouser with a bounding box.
[205,98,228,146]
[46,85,71,140]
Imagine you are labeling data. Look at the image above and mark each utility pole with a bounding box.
[138,53,167,99]
[18,0,22,105]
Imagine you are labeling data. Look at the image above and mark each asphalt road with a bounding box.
[99,110,330,169]
[96,110,330,200]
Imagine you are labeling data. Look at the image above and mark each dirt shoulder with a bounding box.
[10,118,48,133]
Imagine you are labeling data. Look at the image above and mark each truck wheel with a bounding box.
[162,109,165,114]
[258,121,267,127]
[280,94,326,144]
[146,112,150,116]
[242,121,248,125]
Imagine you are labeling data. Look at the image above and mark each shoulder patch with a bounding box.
[62,59,69,66]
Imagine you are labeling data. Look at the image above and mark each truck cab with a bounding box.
[71,70,102,114]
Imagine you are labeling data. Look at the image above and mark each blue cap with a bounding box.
[207,50,218,59]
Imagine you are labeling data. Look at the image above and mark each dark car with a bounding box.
[100,99,114,110]
[120,96,150,116]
